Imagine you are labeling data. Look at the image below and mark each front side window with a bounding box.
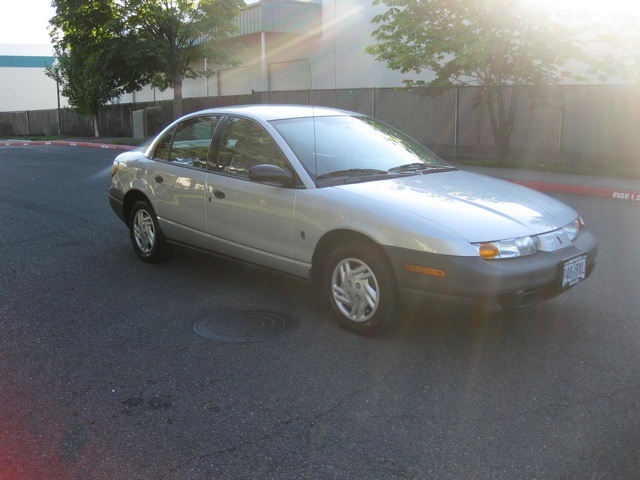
[153,115,220,168]
[214,117,288,178]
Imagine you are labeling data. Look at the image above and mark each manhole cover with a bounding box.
[193,310,298,343]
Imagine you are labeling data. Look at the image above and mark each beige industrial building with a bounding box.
[0,44,66,111]
[4,0,418,112]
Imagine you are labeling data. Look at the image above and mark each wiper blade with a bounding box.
[388,163,455,174]
[316,168,387,180]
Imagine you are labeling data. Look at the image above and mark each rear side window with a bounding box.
[153,115,220,168]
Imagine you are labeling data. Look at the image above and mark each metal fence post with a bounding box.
[558,87,565,164]
[372,87,376,119]
[454,86,460,158]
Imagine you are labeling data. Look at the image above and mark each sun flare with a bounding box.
[527,0,640,17]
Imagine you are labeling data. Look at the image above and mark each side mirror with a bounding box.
[248,164,293,186]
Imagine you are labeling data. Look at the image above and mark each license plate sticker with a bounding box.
[562,255,587,288]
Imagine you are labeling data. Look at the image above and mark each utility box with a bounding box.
[132,109,145,138]
[132,106,164,138]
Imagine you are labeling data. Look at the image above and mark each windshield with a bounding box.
[270,115,452,185]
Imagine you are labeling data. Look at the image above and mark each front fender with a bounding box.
[112,155,155,222]
[295,188,477,269]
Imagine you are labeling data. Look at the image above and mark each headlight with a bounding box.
[474,217,585,259]
[474,235,539,259]
[562,217,584,242]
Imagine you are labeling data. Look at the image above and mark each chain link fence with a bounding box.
[1,85,638,169]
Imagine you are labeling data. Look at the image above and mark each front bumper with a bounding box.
[384,228,598,311]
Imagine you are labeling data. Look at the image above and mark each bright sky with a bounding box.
[528,0,640,16]
[0,0,638,47]
[0,0,56,46]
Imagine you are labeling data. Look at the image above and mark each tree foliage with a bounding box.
[123,0,244,118]
[49,0,161,135]
[50,0,243,132]
[366,0,618,157]
[45,51,109,137]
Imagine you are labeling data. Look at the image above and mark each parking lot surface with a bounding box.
[1,145,639,479]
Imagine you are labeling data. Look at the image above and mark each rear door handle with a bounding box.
[154,175,164,184]
[213,190,225,199]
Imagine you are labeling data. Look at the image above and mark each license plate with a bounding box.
[561,255,587,288]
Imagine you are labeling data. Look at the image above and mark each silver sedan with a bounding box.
[109,105,597,334]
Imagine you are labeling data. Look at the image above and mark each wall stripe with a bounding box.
[0,56,56,68]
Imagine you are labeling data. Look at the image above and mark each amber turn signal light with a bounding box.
[404,264,446,278]
[477,243,500,259]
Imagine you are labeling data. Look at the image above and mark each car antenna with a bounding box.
[308,62,318,181]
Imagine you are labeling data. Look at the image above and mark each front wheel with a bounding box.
[129,200,172,262]
[325,242,398,335]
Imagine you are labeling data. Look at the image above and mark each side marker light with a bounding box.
[404,264,446,278]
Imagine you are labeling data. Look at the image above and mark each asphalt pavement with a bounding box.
[2,142,639,479]
[3,138,640,202]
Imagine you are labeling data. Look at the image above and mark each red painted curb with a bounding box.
[513,180,640,203]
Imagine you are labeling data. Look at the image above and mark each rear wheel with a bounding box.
[325,241,398,335]
[129,200,172,262]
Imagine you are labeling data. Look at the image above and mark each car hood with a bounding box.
[335,170,578,242]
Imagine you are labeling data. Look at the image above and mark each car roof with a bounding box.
[187,104,356,122]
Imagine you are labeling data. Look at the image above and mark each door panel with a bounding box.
[149,115,220,245]
[150,163,209,244]
[205,115,298,273]
[205,176,298,273]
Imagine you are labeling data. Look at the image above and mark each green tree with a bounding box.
[123,0,244,118]
[49,0,156,136]
[366,0,610,157]
[593,16,640,84]
[50,0,243,134]
[45,51,108,137]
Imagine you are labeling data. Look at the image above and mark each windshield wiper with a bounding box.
[316,168,387,180]
[387,163,455,174]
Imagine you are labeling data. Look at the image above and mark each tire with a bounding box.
[325,241,398,335]
[129,200,172,262]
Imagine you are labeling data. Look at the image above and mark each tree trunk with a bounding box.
[486,86,517,159]
[495,124,512,158]
[173,78,183,119]
[92,114,100,137]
